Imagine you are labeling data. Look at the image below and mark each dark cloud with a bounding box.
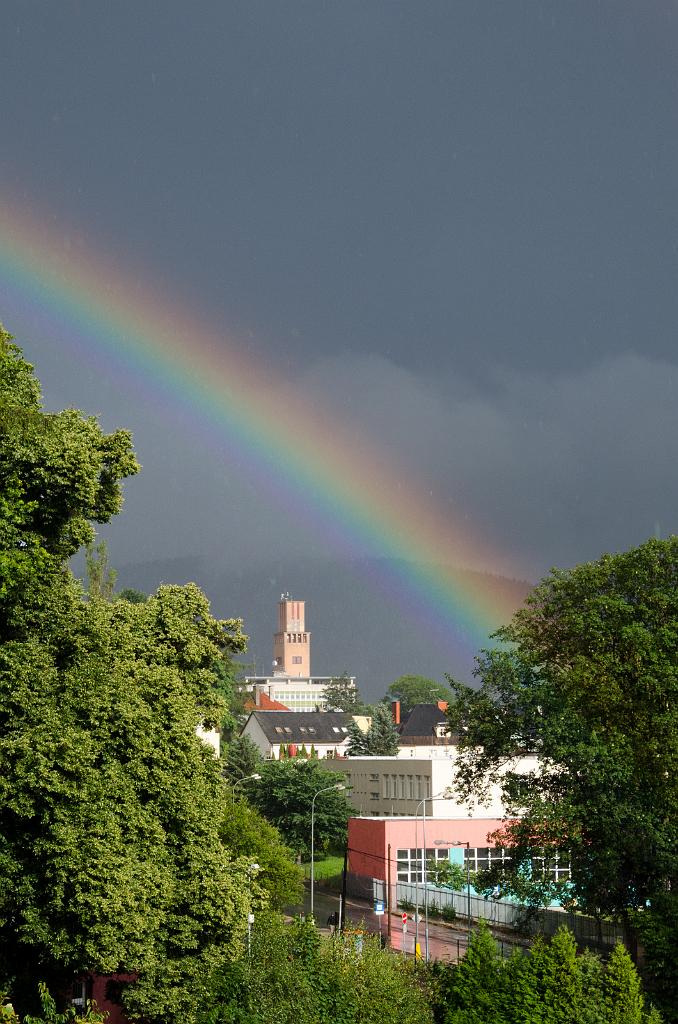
[1,1,677,687]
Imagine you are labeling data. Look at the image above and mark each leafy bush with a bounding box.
[200,913,434,1024]
[1,984,105,1024]
[430,924,662,1024]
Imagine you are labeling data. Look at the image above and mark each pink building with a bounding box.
[348,816,508,912]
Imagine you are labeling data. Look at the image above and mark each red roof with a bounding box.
[244,691,291,711]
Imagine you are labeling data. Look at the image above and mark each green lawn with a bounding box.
[302,853,344,880]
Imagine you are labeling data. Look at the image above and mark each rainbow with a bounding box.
[0,195,529,666]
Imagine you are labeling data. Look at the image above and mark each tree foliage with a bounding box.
[2,983,106,1024]
[446,538,678,981]
[0,325,138,642]
[84,540,117,601]
[115,587,148,604]
[386,675,451,714]
[0,329,298,1024]
[0,582,252,1022]
[200,913,435,1024]
[246,760,352,858]
[426,859,468,892]
[347,703,399,756]
[322,673,364,713]
[222,734,263,783]
[219,800,303,909]
[433,924,660,1024]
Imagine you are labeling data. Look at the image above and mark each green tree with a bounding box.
[442,923,506,1024]
[431,926,660,1024]
[115,587,148,604]
[604,943,648,1024]
[0,324,138,643]
[1,584,250,1023]
[633,890,678,1023]
[222,734,263,783]
[247,760,351,858]
[84,540,117,601]
[347,703,399,756]
[540,927,585,1024]
[201,913,434,1024]
[219,800,303,909]
[322,673,363,712]
[19,983,105,1024]
[210,653,251,739]
[0,330,264,1024]
[426,858,467,892]
[386,675,451,714]
[447,537,678,979]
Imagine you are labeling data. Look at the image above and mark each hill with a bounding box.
[113,555,532,700]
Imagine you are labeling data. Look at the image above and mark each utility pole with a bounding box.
[387,843,392,945]
[340,845,348,931]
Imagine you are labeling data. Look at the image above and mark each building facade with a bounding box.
[241,710,357,759]
[394,701,458,759]
[320,751,539,818]
[346,815,511,913]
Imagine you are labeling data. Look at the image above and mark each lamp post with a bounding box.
[414,790,447,961]
[310,783,346,918]
[435,839,472,943]
[231,772,262,802]
[247,862,260,956]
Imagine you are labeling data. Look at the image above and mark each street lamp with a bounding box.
[247,862,260,956]
[414,791,447,961]
[310,783,346,918]
[231,772,262,802]
[435,839,472,942]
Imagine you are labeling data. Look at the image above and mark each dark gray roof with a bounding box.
[398,703,454,741]
[244,711,353,744]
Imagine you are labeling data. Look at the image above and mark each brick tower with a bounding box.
[273,594,311,676]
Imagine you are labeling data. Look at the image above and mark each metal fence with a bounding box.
[345,872,625,952]
[395,881,626,951]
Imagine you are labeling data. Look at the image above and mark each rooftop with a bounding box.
[398,702,456,741]
[245,710,354,743]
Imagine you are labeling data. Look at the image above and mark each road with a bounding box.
[287,884,519,963]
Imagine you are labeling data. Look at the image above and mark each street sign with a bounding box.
[401,912,408,924]
[374,899,385,916]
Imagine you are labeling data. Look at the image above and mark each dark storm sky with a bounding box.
[1,0,677,587]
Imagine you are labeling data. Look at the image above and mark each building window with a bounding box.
[464,847,513,873]
[396,848,448,883]
[292,656,302,664]
[370,792,380,800]
[531,850,571,882]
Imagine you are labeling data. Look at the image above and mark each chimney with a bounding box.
[437,700,448,712]
[391,699,401,725]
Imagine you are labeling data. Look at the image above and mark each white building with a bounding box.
[241,710,358,759]
[321,750,539,818]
